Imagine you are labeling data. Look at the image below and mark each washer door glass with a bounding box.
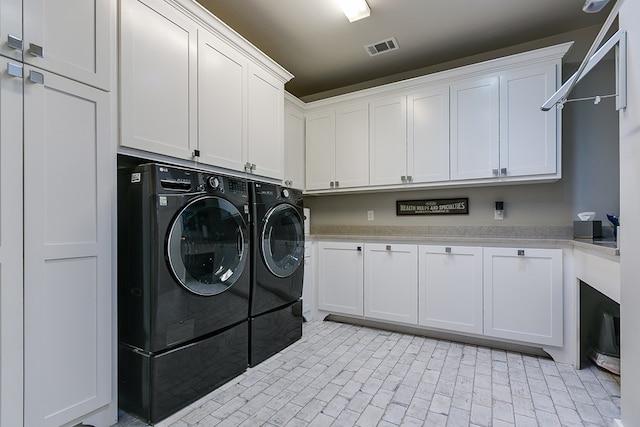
[261,204,304,278]
[167,196,248,296]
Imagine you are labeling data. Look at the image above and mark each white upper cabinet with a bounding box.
[499,63,558,179]
[120,0,198,160]
[305,102,369,190]
[369,96,407,186]
[335,102,369,189]
[303,43,569,193]
[198,28,245,171]
[450,75,500,180]
[0,0,22,61]
[408,86,450,184]
[16,0,112,90]
[247,63,285,179]
[120,0,291,179]
[284,101,305,189]
[305,109,335,190]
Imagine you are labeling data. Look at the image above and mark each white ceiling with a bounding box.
[196,0,610,101]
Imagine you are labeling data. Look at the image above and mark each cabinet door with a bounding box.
[483,247,563,346]
[302,241,314,320]
[23,0,113,90]
[450,76,499,180]
[305,110,335,190]
[317,242,364,316]
[500,63,558,178]
[120,0,197,160]
[364,244,418,324]
[0,0,22,61]
[0,56,24,427]
[284,104,305,188]
[23,67,112,427]
[247,64,284,179]
[335,102,369,188]
[369,96,406,186]
[408,87,450,183]
[418,245,482,334]
[198,28,246,171]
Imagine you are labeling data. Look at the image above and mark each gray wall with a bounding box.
[305,35,620,235]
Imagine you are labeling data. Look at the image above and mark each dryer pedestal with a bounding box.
[119,321,248,425]
[249,300,303,367]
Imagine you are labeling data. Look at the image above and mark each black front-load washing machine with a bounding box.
[249,182,305,366]
[117,163,250,424]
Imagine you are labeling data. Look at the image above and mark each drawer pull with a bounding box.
[517,249,525,256]
[386,245,391,251]
[445,247,452,254]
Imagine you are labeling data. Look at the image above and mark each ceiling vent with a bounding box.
[365,37,399,57]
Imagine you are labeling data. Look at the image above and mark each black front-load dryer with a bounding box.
[117,163,250,424]
[249,182,304,366]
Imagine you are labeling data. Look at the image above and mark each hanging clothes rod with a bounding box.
[559,93,617,108]
[541,0,626,111]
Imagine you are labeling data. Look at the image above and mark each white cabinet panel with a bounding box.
[408,86,450,183]
[418,245,483,334]
[483,247,563,346]
[500,63,558,178]
[198,28,245,171]
[369,96,406,186]
[450,76,500,180]
[335,102,369,189]
[317,241,364,316]
[23,68,112,427]
[120,0,198,160]
[20,0,113,90]
[306,103,368,191]
[302,241,314,320]
[284,103,305,189]
[305,110,335,190]
[0,0,22,61]
[247,65,284,179]
[364,244,418,324]
[0,55,24,427]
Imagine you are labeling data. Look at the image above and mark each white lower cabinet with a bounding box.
[23,67,113,427]
[418,245,483,334]
[483,247,563,346]
[317,241,364,316]
[364,244,418,324]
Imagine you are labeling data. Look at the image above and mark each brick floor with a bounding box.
[115,320,621,426]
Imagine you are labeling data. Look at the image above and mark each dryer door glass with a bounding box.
[167,196,248,296]
[261,204,304,278]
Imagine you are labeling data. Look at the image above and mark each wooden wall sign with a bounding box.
[396,198,468,216]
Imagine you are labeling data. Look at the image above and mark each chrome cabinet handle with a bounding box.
[356,246,362,252]
[492,168,499,177]
[330,181,334,188]
[7,34,23,51]
[517,249,525,256]
[28,43,44,57]
[251,163,256,171]
[445,247,452,254]
[407,175,413,183]
[501,168,507,176]
[28,69,44,84]
[7,62,23,78]
[401,176,406,183]
[386,245,391,251]
[335,181,339,188]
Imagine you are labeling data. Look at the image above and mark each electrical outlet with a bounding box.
[367,210,374,221]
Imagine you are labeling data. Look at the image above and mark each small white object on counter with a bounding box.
[578,211,596,221]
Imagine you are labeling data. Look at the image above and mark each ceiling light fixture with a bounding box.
[338,0,370,22]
